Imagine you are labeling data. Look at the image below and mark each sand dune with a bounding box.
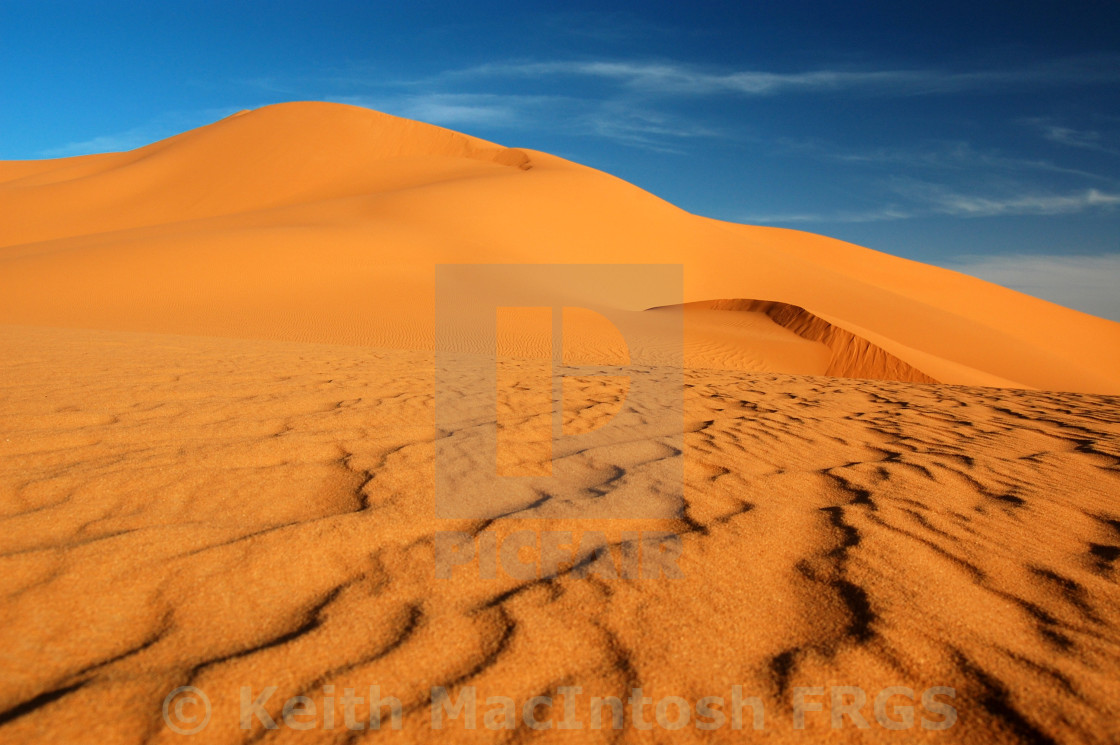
[1,101,1118,391]
[2,103,1120,744]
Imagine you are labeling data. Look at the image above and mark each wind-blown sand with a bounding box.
[1,103,1119,743]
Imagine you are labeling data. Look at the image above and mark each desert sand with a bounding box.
[1,102,1119,743]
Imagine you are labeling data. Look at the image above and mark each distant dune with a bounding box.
[1,101,1118,392]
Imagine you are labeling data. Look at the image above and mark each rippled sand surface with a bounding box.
[2,325,1118,744]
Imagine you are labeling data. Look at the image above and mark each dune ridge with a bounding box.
[685,299,940,383]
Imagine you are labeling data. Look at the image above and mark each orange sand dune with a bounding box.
[1,101,1118,392]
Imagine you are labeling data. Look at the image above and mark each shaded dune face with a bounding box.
[678,300,940,382]
[0,327,1118,743]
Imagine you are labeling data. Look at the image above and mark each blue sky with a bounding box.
[3,1,1119,319]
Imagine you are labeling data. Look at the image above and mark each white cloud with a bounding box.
[740,207,915,224]
[231,57,1120,157]
[1037,122,1120,156]
[948,253,1120,322]
[332,93,533,127]
[39,128,157,157]
[742,187,1120,226]
[444,55,1120,97]
[330,92,719,153]
[575,104,722,151]
[797,139,1114,181]
[926,188,1120,217]
[38,107,247,158]
[1018,117,1120,157]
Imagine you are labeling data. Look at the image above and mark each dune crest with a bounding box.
[684,300,939,382]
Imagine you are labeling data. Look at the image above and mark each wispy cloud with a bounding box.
[911,185,1120,217]
[38,107,247,158]
[948,253,1120,321]
[791,139,1114,182]
[740,207,915,225]
[744,186,1120,225]
[326,91,719,153]
[1023,118,1120,156]
[575,105,721,152]
[331,92,549,128]
[39,129,156,158]
[229,55,1120,157]
[443,55,1120,97]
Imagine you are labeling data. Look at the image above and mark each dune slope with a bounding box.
[1,102,1119,391]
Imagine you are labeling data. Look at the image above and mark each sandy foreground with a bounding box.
[1,325,1118,744]
[2,102,1120,743]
